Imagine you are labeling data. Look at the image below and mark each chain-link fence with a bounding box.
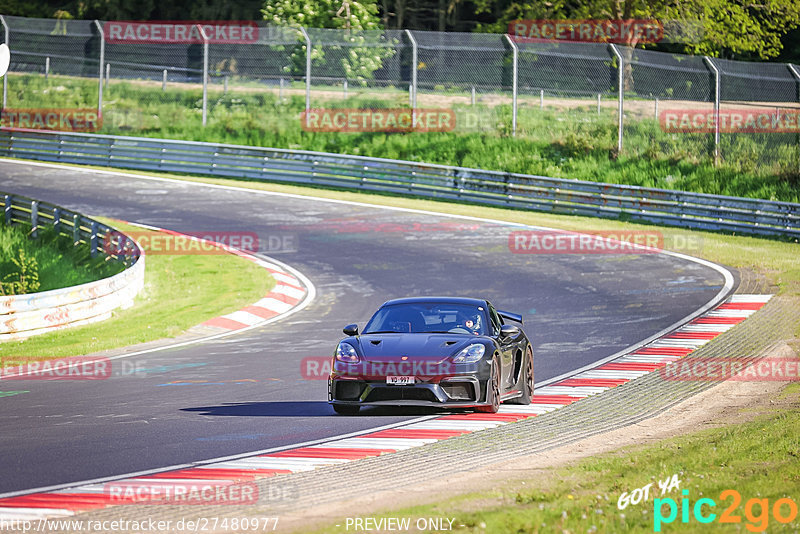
[1,14,799,174]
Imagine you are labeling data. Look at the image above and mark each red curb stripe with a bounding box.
[690,317,744,324]
[598,362,667,371]
[663,331,720,340]
[531,395,584,404]
[555,378,628,387]
[440,413,531,421]
[240,306,280,320]
[267,448,394,459]
[633,347,694,356]
[201,317,249,330]
[0,494,108,510]
[362,429,469,440]
[145,468,259,481]
[266,291,301,306]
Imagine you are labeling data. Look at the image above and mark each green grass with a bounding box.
[0,219,274,359]
[310,385,800,534]
[0,222,123,292]
[6,73,800,202]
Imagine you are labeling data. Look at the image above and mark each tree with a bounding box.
[473,0,800,60]
[262,0,394,84]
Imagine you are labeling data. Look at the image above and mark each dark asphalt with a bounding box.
[0,161,733,494]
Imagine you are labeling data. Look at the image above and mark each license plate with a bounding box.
[387,375,415,386]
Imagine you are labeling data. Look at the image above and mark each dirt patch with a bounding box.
[278,340,799,533]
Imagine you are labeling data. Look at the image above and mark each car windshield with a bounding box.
[363,302,487,335]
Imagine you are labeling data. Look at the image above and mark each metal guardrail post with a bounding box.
[703,56,721,165]
[53,207,61,233]
[503,34,518,137]
[300,27,312,124]
[90,221,98,257]
[30,200,38,238]
[788,64,800,172]
[609,44,624,155]
[4,194,11,225]
[196,24,210,127]
[0,15,8,109]
[72,213,81,245]
[405,29,418,110]
[94,20,105,119]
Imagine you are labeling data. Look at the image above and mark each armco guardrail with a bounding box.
[0,191,144,340]
[0,129,798,238]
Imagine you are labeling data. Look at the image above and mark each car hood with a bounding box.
[354,334,482,363]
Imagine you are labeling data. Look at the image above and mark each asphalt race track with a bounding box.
[0,160,733,495]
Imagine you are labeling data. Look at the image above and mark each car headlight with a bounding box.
[451,343,485,364]
[335,342,360,363]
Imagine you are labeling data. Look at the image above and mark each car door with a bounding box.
[488,304,515,389]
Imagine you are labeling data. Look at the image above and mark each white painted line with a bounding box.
[575,370,652,380]
[253,297,294,313]
[222,310,265,327]
[616,355,681,363]
[499,405,561,414]
[323,438,439,449]
[254,259,286,272]
[0,508,75,520]
[706,309,756,318]
[399,421,507,431]
[535,386,608,396]
[650,339,710,348]
[270,272,301,286]
[677,324,734,333]
[728,294,773,303]
[271,284,305,300]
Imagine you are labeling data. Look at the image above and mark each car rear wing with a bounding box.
[497,310,523,325]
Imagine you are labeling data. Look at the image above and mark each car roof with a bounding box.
[380,297,488,308]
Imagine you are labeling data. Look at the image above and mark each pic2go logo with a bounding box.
[654,489,798,532]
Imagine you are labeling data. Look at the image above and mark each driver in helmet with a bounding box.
[457,311,482,335]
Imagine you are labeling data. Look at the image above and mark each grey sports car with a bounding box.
[328,297,534,415]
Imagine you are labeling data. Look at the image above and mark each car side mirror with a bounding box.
[500,324,520,340]
[343,324,359,336]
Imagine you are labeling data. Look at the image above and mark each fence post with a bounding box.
[53,207,61,234]
[4,194,12,225]
[609,44,624,155]
[72,213,81,245]
[503,34,518,137]
[30,200,38,238]
[94,20,104,119]
[405,29,417,110]
[90,221,98,257]
[787,64,800,172]
[703,56,721,165]
[196,24,209,127]
[105,63,110,88]
[0,16,8,109]
[299,27,311,124]
[45,56,49,78]
[162,69,167,90]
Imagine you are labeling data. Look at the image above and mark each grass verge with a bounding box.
[310,383,800,534]
[0,219,274,360]
[0,222,123,293]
